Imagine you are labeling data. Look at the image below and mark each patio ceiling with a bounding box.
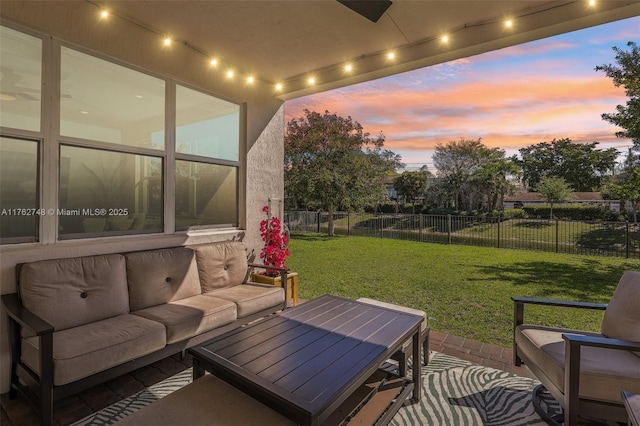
[97,0,640,100]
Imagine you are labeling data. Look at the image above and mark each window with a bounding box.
[176,85,239,160]
[60,47,165,149]
[0,137,39,243]
[0,26,42,132]
[175,85,240,229]
[0,24,241,244]
[175,161,238,229]
[58,146,162,237]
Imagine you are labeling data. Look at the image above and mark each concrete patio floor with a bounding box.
[0,331,536,426]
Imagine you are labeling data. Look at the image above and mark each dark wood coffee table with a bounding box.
[188,294,423,425]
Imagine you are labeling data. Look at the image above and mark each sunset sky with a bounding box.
[284,16,639,170]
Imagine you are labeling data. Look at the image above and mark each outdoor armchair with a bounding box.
[512,271,640,426]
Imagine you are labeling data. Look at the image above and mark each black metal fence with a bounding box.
[284,211,640,259]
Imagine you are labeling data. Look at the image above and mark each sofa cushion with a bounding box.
[19,254,129,331]
[515,324,640,404]
[126,247,202,311]
[601,271,640,345]
[132,295,237,344]
[189,241,248,291]
[205,284,284,318]
[22,314,166,386]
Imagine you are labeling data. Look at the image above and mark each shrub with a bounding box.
[521,205,610,220]
[500,208,528,219]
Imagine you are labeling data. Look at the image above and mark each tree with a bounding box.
[595,41,640,147]
[393,170,429,212]
[432,138,516,211]
[284,110,402,236]
[604,149,640,223]
[515,138,617,191]
[535,176,573,220]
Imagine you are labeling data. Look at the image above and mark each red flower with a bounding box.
[259,205,290,276]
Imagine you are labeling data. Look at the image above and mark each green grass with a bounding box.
[287,233,640,348]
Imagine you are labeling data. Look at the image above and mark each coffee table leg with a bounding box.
[412,330,421,402]
[192,359,205,380]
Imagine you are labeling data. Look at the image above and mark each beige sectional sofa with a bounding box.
[2,241,286,426]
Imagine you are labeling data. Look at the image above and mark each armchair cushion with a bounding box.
[515,325,640,404]
[601,271,640,345]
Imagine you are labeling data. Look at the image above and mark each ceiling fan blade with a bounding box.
[337,0,392,23]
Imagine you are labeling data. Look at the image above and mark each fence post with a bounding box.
[555,219,559,253]
[626,222,630,259]
[497,216,500,249]
[447,214,452,244]
[347,212,350,236]
[317,212,321,233]
[419,214,423,243]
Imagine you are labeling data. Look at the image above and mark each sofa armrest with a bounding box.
[2,293,54,336]
[562,333,640,426]
[247,264,290,309]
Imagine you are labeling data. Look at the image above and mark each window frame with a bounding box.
[0,20,243,245]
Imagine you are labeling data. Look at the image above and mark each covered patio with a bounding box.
[1,1,639,425]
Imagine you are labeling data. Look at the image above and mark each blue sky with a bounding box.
[285,16,639,169]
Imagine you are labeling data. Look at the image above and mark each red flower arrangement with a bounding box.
[259,205,290,277]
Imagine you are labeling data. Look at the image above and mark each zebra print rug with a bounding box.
[73,352,559,426]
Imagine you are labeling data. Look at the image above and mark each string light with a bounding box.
[88,0,604,94]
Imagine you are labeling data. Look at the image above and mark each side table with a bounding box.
[251,272,299,306]
[623,391,640,426]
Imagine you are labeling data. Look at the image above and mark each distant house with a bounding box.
[504,192,621,212]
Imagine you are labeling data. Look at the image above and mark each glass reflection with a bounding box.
[59,146,162,237]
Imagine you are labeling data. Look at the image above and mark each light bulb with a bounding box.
[163,37,172,46]
[100,10,109,18]
[210,59,218,67]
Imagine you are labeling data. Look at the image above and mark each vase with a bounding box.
[251,272,299,306]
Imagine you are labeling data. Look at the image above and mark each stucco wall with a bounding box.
[0,1,285,394]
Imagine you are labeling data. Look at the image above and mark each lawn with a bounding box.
[287,233,640,348]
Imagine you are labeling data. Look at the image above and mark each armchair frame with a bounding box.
[512,296,640,426]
